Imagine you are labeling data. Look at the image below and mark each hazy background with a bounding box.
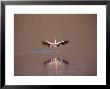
[14,14,97,76]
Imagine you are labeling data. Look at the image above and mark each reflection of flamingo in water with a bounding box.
[44,57,69,66]
[44,57,69,75]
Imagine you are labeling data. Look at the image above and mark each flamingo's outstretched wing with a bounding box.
[57,40,69,47]
[42,41,51,47]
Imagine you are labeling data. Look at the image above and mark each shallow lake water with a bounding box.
[14,14,97,76]
[14,48,97,76]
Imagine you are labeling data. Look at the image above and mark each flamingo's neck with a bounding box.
[55,39,56,44]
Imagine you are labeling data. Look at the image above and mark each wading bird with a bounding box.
[42,39,69,47]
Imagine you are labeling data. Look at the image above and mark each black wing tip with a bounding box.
[41,41,45,44]
[41,41,50,47]
[41,41,47,44]
[66,40,69,42]
[65,40,69,44]
[63,40,69,44]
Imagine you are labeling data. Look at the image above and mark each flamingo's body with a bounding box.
[42,39,69,47]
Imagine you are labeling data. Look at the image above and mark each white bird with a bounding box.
[42,39,69,47]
